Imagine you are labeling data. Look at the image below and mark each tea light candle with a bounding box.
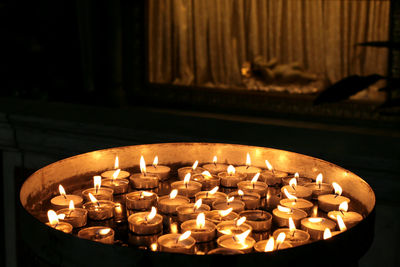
[280,188,313,216]
[254,235,292,252]
[82,176,113,202]
[212,197,245,214]
[217,229,255,253]
[192,171,220,191]
[207,248,244,255]
[181,213,216,242]
[318,182,350,212]
[83,193,114,220]
[195,186,227,206]
[259,160,288,185]
[146,156,171,181]
[176,199,211,222]
[219,165,246,188]
[158,189,190,214]
[158,231,196,254]
[239,210,272,232]
[304,173,333,199]
[125,191,157,211]
[327,202,363,229]
[102,169,129,194]
[272,205,308,228]
[301,217,336,240]
[235,153,261,179]
[272,217,310,247]
[205,208,239,224]
[216,217,252,237]
[101,156,130,179]
[202,156,228,175]
[130,156,159,189]
[51,185,83,210]
[78,226,114,244]
[228,190,260,210]
[177,160,206,180]
[237,173,268,198]
[171,173,202,198]
[282,172,312,186]
[56,200,87,228]
[46,210,73,234]
[281,178,312,200]
[128,207,163,235]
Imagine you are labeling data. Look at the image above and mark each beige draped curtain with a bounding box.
[148,0,390,88]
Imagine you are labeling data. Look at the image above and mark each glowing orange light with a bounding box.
[47,210,59,227]
[194,199,202,210]
[265,160,273,171]
[179,231,191,242]
[294,172,299,178]
[288,217,296,232]
[219,208,233,217]
[227,196,235,203]
[308,217,323,223]
[264,236,275,252]
[114,156,119,169]
[112,169,121,179]
[192,160,199,170]
[276,232,286,247]
[246,153,251,167]
[283,188,297,200]
[323,228,332,239]
[94,175,101,191]
[202,171,212,178]
[236,216,246,227]
[289,178,297,188]
[235,229,251,244]
[184,173,191,187]
[170,189,178,199]
[339,201,349,212]
[238,189,244,196]
[147,207,157,221]
[150,243,158,251]
[153,156,159,167]
[99,228,111,235]
[58,185,66,196]
[196,213,206,229]
[140,156,147,175]
[251,173,260,184]
[332,182,342,196]
[69,200,75,210]
[316,173,323,185]
[227,165,236,175]
[170,223,178,234]
[337,215,347,231]
[312,205,318,217]
[277,205,292,214]
[141,191,154,198]
[209,186,219,195]
[88,193,99,204]
[213,156,217,164]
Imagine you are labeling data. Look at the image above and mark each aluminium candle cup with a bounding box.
[282,176,312,186]
[205,210,239,224]
[300,217,336,240]
[157,233,196,254]
[280,198,314,216]
[77,226,114,244]
[281,185,312,200]
[216,221,252,237]
[260,170,288,185]
[101,169,130,179]
[192,173,220,191]
[207,248,244,255]
[128,212,163,235]
[180,220,217,243]
[157,195,190,214]
[217,234,255,254]
[83,200,115,220]
[45,222,73,234]
[272,228,310,247]
[227,191,260,210]
[56,208,88,228]
[146,165,171,181]
[254,239,292,252]
[50,195,83,210]
[129,173,159,189]
[304,182,334,199]
[272,208,308,228]
[235,166,262,180]
[194,191,227,207]
[212,200,245,214]
[177,167,206,180]
[237,181,268,198]
[81,188,114,202]
[251,231,270,242]
[101,178,129,194]
[318,194,351,212]
[128,232,160,247]
[125,191,158,210]
[170,181,202,198]
[265,187,282,210]
[327,211,363,229]
[239,210,272,232]
[176,204,211,222]
[202,163,229,175]
[218,172,247,188]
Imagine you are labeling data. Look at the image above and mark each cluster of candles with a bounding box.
[45,154,364,254]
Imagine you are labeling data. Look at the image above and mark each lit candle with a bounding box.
[280,188,313,216]
[125,191,157,211]
[254,234,292,252]
[194,186,227,206]
[102,169,129,194]
[272,205,308,228]
[300,217,336,240]
[272,217,310,247]
[304,173,333,199]
[216,216,252,237]
[260,160,288,185]
[282,172,312,186]
[318,182,350,212]
[83,193,115,220]
[56,200,88,228]
[46,210,73,234]
[217,229,255,253]
[157,189,190,214]
[205,208,239,224]
[202,156,228,175]
[128,207,163,235]
[176,199,211,222]
[78,226,114,244]
[323,227,344,240]
[180,213,216,242]
[218,165,246,188]
[129,156,159,189]
[145,156,171,181]
[177,160,206,180]
[50,184,83,210]
[101,156,130,179]
[327,201,363,229]
[212,197,245,214]
[281,178,312,200]
[227,190,260,210]
[192,171,220,191]
[239,210,272,232]
[157,231,196,254]
[237,173,268,198]
[171,173,202,198]
[235,153,261,179]
[82,176,113,202]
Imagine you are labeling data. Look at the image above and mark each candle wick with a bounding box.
[291,185,296,191]
[318,183,321,190]
[154,164,157,169]
[252,183,255,189]
[62,194,67,200]
[214,162,217,167]
[206,192,209,198]
[291,230,295,237]
[66,210,73,218]
[96,201,101,207]
[294,198,297,203]
[340,210,344,216]
[246,165,249,170]
[334,194,339,198]
[95,187,99,194]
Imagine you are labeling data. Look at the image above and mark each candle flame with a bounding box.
[337,215,347,231]
[219,208,233,217]
[209,186,219,195]
[308,217,323,223]
[213,156,217,164]
[140,156,147,175]
[251,173,260,184]
[294,172,299,178]
[339,201,349,212]
[332,182,342,196]
[265,160,273,171]
[69,200,75,210]
[170,189,178,199]
[264,236,275,252]
[238,189,244,196]
[288,217,296,232]
[184,173,191,186]
[179,231,191,242]
[57,214,66,220]
[316,173,323,185]
[194,199,202,210]
[47,210,59,227]
[58,185,66,196]
[283,188,297,200]
[323,228,332,240]
[112,169,121,179]
[202,171,212,178]
[88,192,99,204]
[277,205,292,214]
[276,232,286,247]
[114,156,119,169]
[312,205,318,217]
[147,207,157,221]
[235,229,251,244]
[192,160,199,170]
[289,178,297,188]
[170,223,178,234]
[141,191,154,197]
[94,175,101,191]
[236,216,246,226]
[99,228,111,235]
[153,156,158,167]
[196,213,206,228]
[150,243,158,251]
[246,153,251,167]
[227,196,235,203]
[227,165,236,175]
